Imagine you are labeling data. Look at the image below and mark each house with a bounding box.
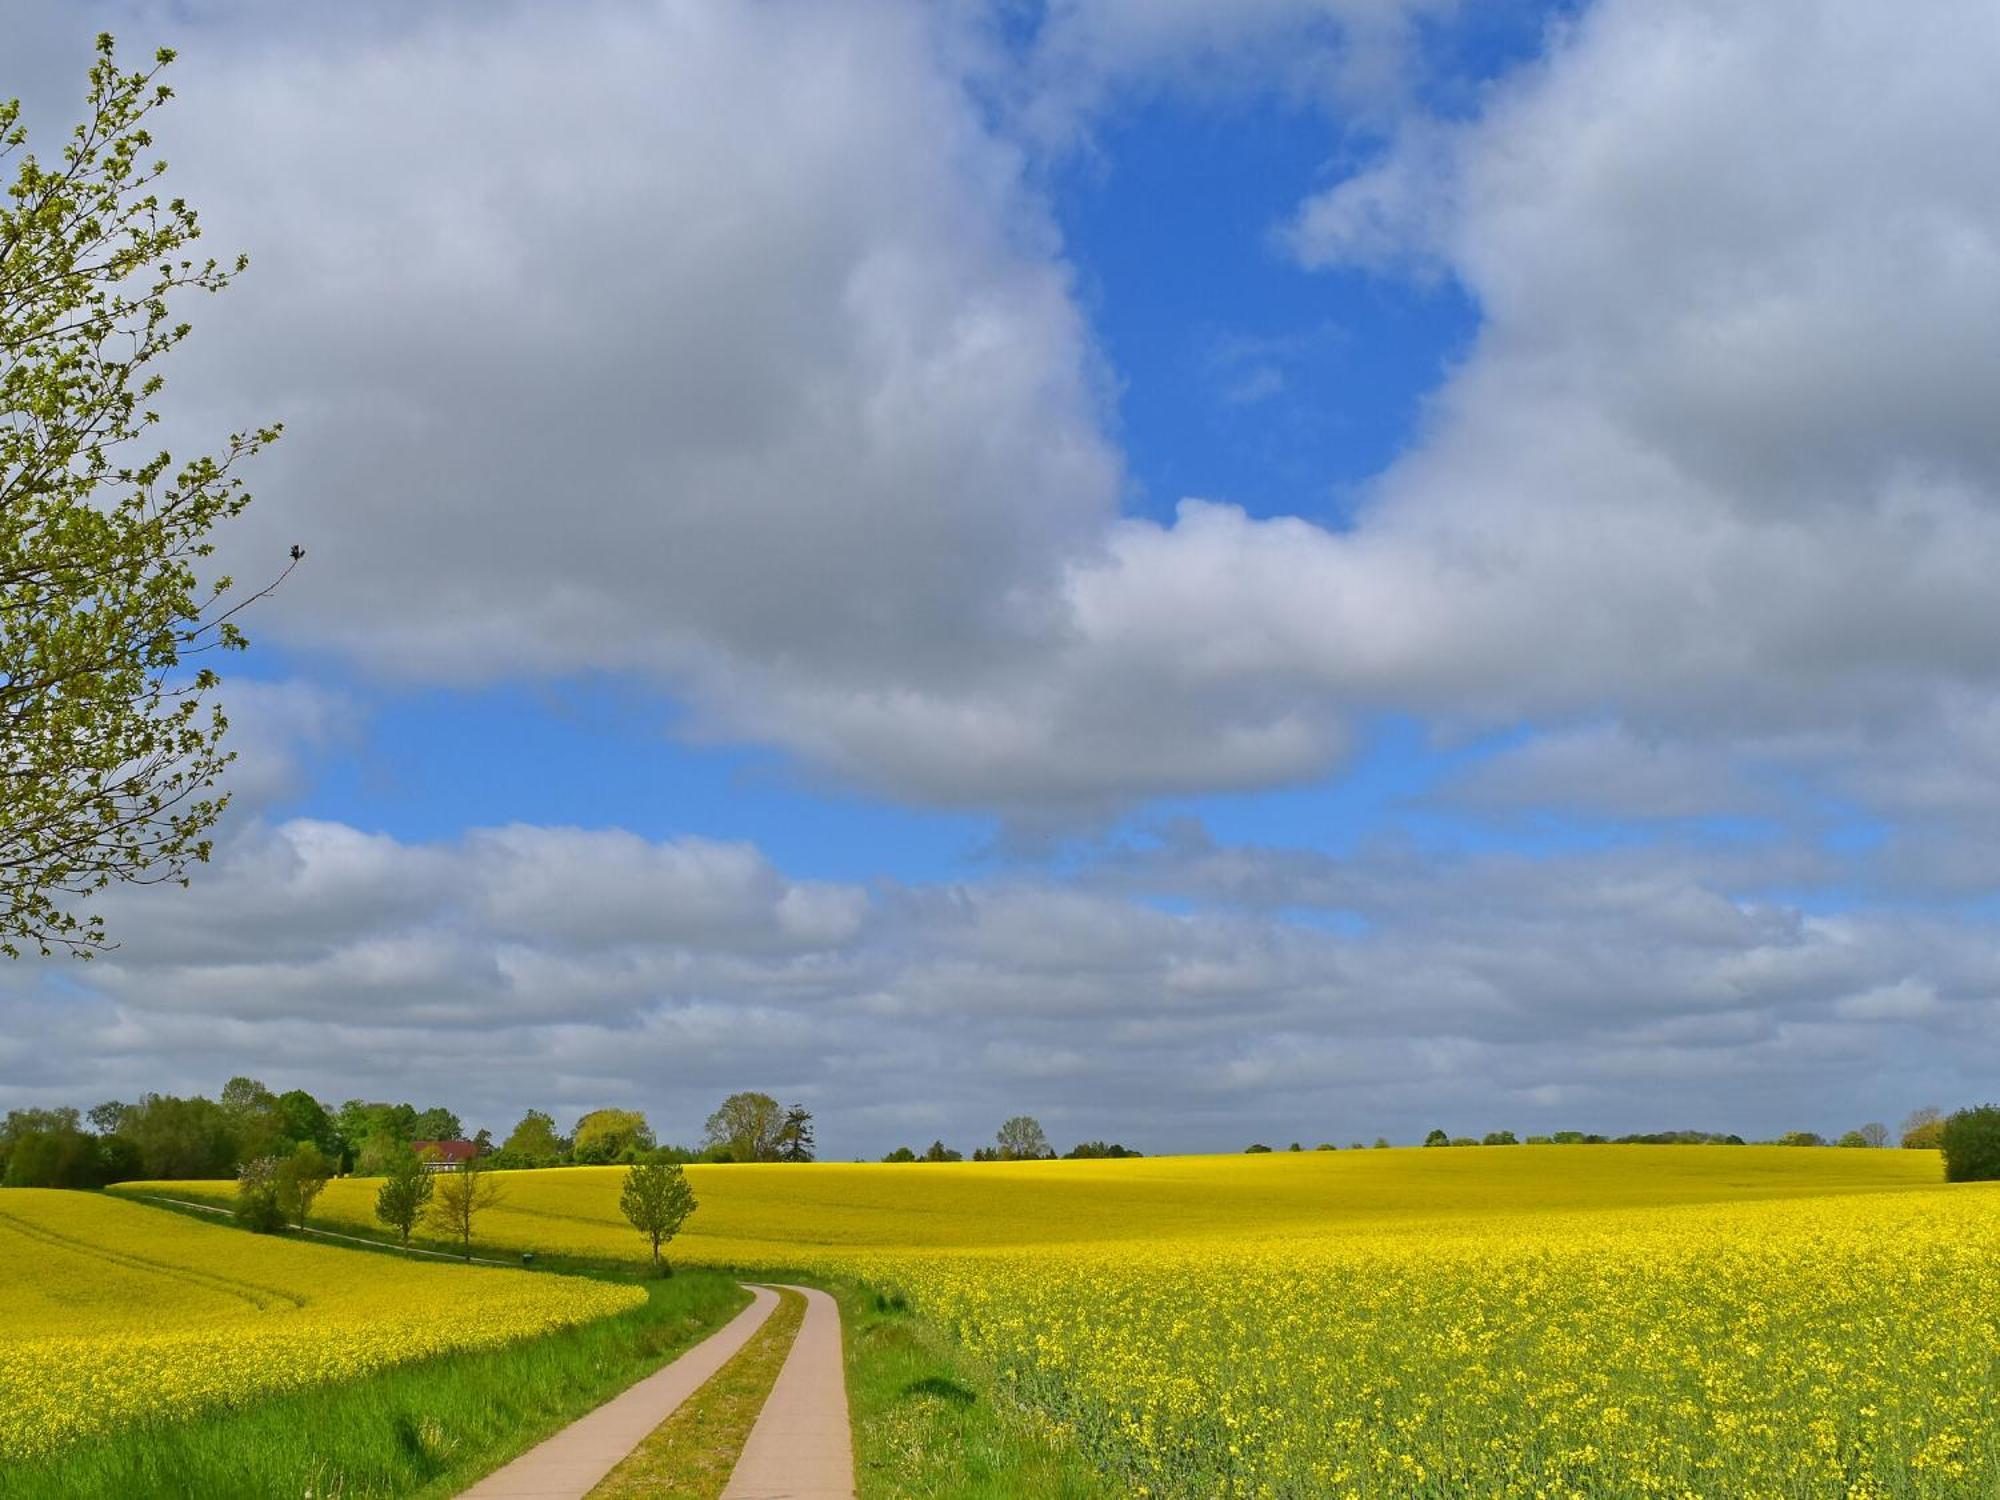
[412,1138,479,1172]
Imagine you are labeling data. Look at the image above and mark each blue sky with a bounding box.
[8,0,2000,1154]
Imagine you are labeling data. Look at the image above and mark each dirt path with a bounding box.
[134,1194,520,1267]
[720,1283,857,1500]
[459,1285,781,1498]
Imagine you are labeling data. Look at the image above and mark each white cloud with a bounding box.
[8,815,2000,1149]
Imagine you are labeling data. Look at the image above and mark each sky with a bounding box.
[6,0,2000,1157]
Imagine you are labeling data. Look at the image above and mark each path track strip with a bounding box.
[721,1283,857,1500]
[458,1286,781,1498]
[135,1194,521,1267]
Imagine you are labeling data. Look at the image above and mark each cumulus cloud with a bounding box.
[6,815,1999,1150]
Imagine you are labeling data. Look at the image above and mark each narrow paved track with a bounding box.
[134,1194,521,1267]
[460,1286,781,1498]
[720,1284,857,1500]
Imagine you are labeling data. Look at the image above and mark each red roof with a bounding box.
[412,1138,479,1162]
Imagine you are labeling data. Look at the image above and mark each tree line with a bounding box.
[0,1080,819,1189]
[879,1116,1140,1163]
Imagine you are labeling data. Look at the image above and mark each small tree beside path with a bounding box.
[620,1154,698,1274]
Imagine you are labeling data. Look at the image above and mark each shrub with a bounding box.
[1942,1106,2000,1183]
[234,1157,285,1233]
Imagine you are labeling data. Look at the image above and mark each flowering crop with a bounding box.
[0,1190,642,1458]
[115,1146,2000,1495]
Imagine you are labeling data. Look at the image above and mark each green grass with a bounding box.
[1,1268,747,1500]
[840,1284,1121,1500]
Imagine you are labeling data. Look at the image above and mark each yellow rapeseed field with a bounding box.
[118,1147,2000,1495]
[0,1190,642,1459]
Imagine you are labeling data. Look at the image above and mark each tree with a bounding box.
[1373,1138,1390,1149]
[920,1140,962,1163]
[704,1092,786,1163]
[618,1155,698,1273]
[499,1109,566,1166]
[1,36,289,960]
[995,1115,1050,1161]
[1942,1105,2000,1183]
[776,1104,816,1163]
[275,1141,333,1230]
[220,1075,284,1161]
[1775,1131,1826,1147]
[410,1106,462,1141]
[86,1100,129,1135]
[234,1156,284,1233]
[1065,1141,1140,1159]
[2,1119,103,1187]
[274,1090,336,1156]
[1902,1106,1946,1150]
[1244,1143,1272,1154]
[122,1093,235,1178]
[573,1107,655,1165]
[429,1155,503,1259]
[882,1145,917,1163]
[1423,1129,1450,1148]
[373,1144,433,1247]
[1483,1130,1519,1146]
[1857,1121,1889,1149]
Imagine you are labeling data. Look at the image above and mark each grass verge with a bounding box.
[2,1269,747,1500]
[840,1284,1122,1500]
[589,1286,806,1498]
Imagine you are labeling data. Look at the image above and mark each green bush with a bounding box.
[1942,1105,2000,1182]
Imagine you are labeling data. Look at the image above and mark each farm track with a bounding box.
[112,1193,859,1497]
[133,1193,523,1267]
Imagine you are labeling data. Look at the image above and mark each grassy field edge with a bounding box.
[2,1260,747,1500]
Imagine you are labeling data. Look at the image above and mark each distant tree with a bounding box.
[1373,1137,1390,1149]
[2,1119,103,1187]
[619,1155,698,1273]
[87,1100,129,1135]
[572,1108,654,1165]
[1315,1143,1337,1151]
[220,1076,286,1161]
[1857,1122,1889,1149]
[921,1140,962,1163]
[98,1133,143,1183]
[354,1132,405,1177]
[1526,1135,1552,1145]
[410,1106,462,1141]
[1902,1106,1946,1150]
[123,1093,236,1178]
[995,1116,1051,1161]
[704,1092,787,1163]
[472,1127,494,1155]
[1244,1143,1273,1154]
[1287,1142,1303,1152]
[502,1109,566,1166]
[882,1145,918,1163]
[776,1104,816,1163]
[1065,1141,1141,1159]
[275,1141,334,1229]
[1835,1130,1871,1148]
[1483,1131,1519,1145]
[1423,1129,1449,1148]
[1448,1137,1480,1147]
[971,1146,998,1162]
[273,1090,337,1156]
[373,1145,434,1246]
[233,1156,284,1233]
[428,1155,503,1260]
[1943,1106,2000,1183]
[1775,1131,1826,1147]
